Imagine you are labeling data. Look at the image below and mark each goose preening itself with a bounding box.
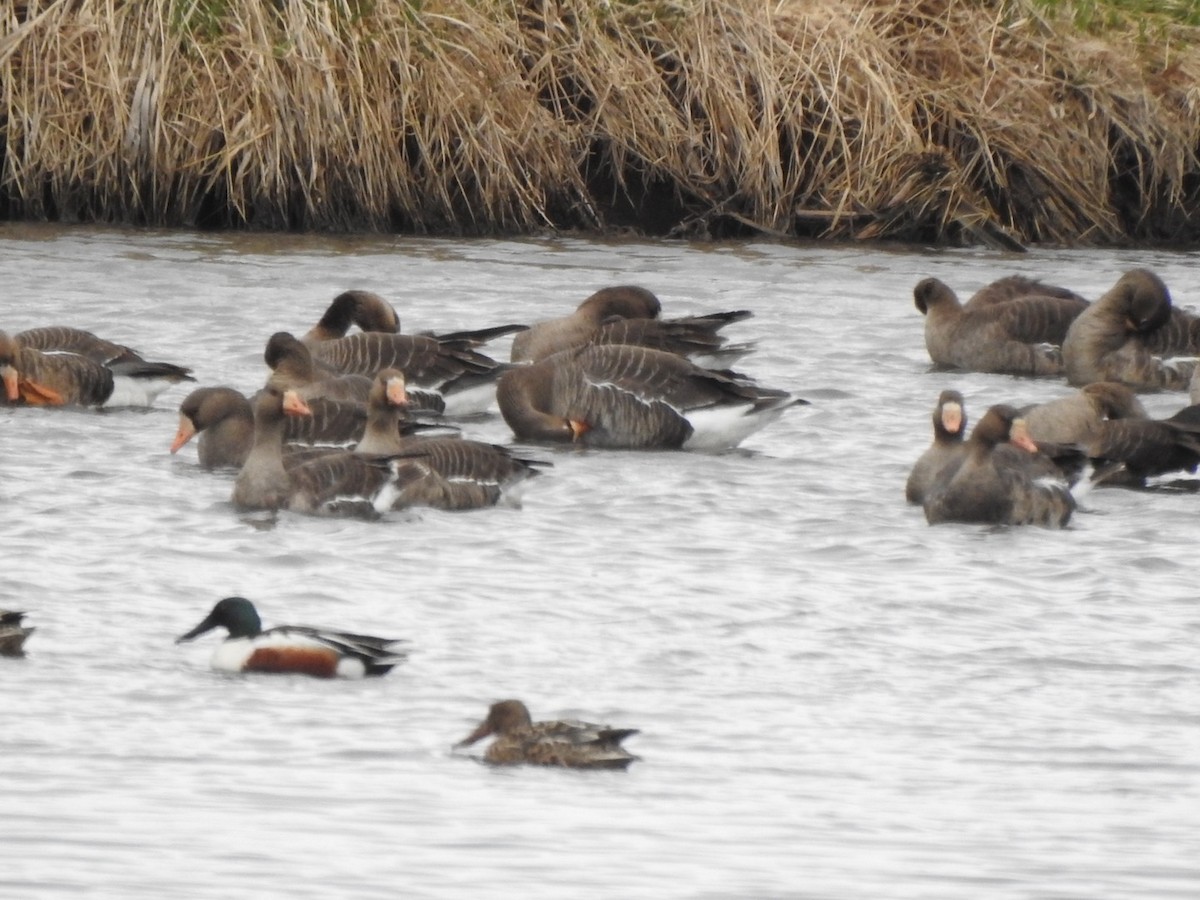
[511,285,753,367]
[356,368,548,510]
[905,390,967,505]
[454,699,640,769]
[0,330,194,407]
[1062,269,1196,391]
[301,290,400,342]
[923,404,1077,528]
[0,610,35,657]
[176,596,406,678]
[511,285,661,362]
[497,344,806,450]
[912,277,1073,376]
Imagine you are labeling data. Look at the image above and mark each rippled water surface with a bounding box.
[2,223,1199,899]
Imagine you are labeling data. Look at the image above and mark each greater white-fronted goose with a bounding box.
[913,277,1071,375]
[497,344,806,450]
[15,325,195,380]
[1070,400,1200,487]
[923,404,1076,528]
[963,276,1089,324]
[1062,269,1196,391]
[511,285,662,363]
[511,285,752,366]
[1144,306,1200,357]
[264,332,374,403]
[1,330,189,408]
[301,290,400,343]
[171,386,375,469]
[306,328,509,416]
[356,369,547,509]
[1019,382,1149,446]
[232,386,414,517]
[905,390,967,505]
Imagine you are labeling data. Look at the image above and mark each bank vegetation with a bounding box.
[2,0,1199,247]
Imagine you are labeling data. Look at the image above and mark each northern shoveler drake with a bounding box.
[0,610,35,657]
[175,596,406,678]
[454,699,640,769]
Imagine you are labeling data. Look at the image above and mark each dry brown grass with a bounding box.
[2,0,1198,244]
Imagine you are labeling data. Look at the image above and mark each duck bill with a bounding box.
[176,613,219,644]
[454,720,494,748]
[170,416,197,453]
[282,390,313,417]
[2,365,20,401]
[1010,419,1039,454]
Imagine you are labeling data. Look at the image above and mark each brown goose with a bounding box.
[1144,306,1200,357]
[497,344,805,450]
[454,699,640,770]
[1081,413,1200,487]
[355,369,546,509]
[1,330,188,407]
[15,325,195,380]
[301,290,400,343]
[1062,269,1196,391]
[232,386,412,517]
[905,390,967,505]
[171,386,375,469]
[511,285,662,363]
[1019,382,1149,446]
[264,332,374,403]
[963,275,1090,321]
[923,404,1076,528]
[306,328,510,416]
[512,285,752,366]
[0,610,35,657]
[913,277,1070,375]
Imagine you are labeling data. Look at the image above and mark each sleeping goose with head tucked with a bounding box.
[913,277,1072,376]
[512,285,754,367]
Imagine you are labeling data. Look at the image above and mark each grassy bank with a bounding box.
[2,0,1199,246]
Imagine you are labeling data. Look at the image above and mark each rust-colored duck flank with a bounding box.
[455,699,640,769]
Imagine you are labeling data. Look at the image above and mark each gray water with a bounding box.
[2,223,1198,899]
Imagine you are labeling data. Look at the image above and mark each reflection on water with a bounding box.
[2,223,1199,899]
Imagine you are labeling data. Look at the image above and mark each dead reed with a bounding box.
[1,0,1198,245]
